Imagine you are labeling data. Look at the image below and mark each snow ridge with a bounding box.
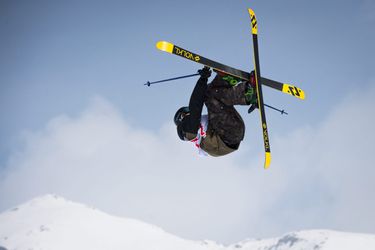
[0,195,374,250]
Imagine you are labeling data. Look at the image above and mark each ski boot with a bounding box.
[215,70,241,87]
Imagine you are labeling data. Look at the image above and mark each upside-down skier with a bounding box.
[174,66,258,156]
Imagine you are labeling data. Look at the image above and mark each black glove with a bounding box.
[198,66,211,79]
[248,103,258,114]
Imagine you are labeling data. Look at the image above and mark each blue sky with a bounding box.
[1,0,375,244]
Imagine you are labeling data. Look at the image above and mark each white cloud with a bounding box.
[1,84,375,244]
[0,96,261,243]
[266,84,375,234]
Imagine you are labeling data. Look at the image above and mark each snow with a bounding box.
[0,194,374,250]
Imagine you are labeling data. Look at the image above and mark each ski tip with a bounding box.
[282,84,306,100]
[264,152,271,169]
[248,8,255,16]
[248,8,258,35]
[156,41,174,53]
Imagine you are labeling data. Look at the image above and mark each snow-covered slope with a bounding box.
[0,195,220,250]
[0,195,374,250]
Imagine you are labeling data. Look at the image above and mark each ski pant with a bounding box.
[204,75,248,149]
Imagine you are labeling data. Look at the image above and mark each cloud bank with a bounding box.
[1,84,375,243]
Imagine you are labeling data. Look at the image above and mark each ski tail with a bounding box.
[249,8,271,169]
[156,41,174,54]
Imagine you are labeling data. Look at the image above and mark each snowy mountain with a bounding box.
[0,195,374,250]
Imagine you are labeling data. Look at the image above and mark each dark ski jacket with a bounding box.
[179,75,247,156]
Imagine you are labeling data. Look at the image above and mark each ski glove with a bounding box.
[248,103,258,114]
[198,66,212,79]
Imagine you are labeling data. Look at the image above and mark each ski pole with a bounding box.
[145,73,200,86]
[146,73,287,115]
[264,103,288,115]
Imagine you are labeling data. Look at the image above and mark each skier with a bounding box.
[174,66,258,156]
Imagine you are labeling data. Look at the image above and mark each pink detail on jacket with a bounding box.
[189,115,208,156]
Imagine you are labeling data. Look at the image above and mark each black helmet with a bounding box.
[174,106,190,126]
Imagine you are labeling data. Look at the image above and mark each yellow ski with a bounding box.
[156,41,305,100]
[249,8,271,169]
